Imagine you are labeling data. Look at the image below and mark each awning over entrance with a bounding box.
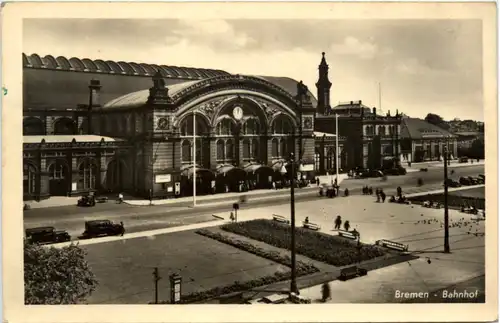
[181,164,215,179]
[216,165,246,178]
[271,160,289,173]
[243,163,274,174]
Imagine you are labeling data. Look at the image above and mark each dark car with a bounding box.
[357,170,384,178]
[81,220,125,238]
[478,174,485,183]
[78,195,96,207]
[459,156,469,163]
[383,167,407,176]
[444,178,461,188]
[25,226,71,244]
[467,176,480,185]
[459,176,473,186]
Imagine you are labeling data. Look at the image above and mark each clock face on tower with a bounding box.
[233,106,244,121]
[156,117,169,130]
[303,116,313,130]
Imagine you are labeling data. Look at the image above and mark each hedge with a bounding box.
[221,219,388,267]
[152,229,319,304]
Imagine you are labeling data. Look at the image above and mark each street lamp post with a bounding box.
[192,111,197,208]
[443,145,450,253]
[289,152,298,295]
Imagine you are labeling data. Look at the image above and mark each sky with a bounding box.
[23,19,483,121]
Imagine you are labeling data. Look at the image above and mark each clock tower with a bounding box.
[315,52,332,116]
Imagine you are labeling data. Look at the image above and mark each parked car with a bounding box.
[383,167,407,176]
[444,178,461,188]
[467,176,480,185]
[458,156,469,163]
[357,170,384,178]
[478,174,485,183]
[25,226,71,244]
[81,220,125,239]
[459,177,472,186]
[319,184,336,198]
[78,195,96,207]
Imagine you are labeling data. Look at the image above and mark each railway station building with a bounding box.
[22,52,402,200]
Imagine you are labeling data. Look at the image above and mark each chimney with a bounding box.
[359,100,362,104]
[350,101,353,105]
[88,79,102,134]
[372,107,376,115]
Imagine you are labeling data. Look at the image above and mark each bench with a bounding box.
[302,222,321,231]
[272,214,290,224]
[338,230,358,240]
[376,239,409,252]
[338,266,368,281]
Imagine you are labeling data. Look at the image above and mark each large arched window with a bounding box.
[272,115,293,134]
[216,140,225,162]
[48,160,67,179]
[280,139,288,158]
[216,118,234,136]
[23,163,37,195]
[242,139,251,160]
[243,118,260,135]
[181,140,192,163]
[271,138,279,158]
[23,117,44,136]
[78,159,97,190]
[225,139,234,162]
[53,117,76,135]
[251,139,259,159]
[379,126,386,136]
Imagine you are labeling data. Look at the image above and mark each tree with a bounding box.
[468,139,485,159]
[24,241,98,304]
[424,113,450,130]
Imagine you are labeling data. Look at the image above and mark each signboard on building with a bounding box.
[155,174,171,183]
[72,182,77,191]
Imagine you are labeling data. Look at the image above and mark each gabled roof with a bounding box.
[252,75,317,109]
[330,100,372,115]
[400,118,456,140]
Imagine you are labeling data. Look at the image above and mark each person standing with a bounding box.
[334,216,342,230]
[344,220,351,232]
[376,188,380,202]
[381,189,386,203]
[321,282,331,302]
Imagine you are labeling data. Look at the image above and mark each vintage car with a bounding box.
[355,169,384,179]
[444,178,461,188]
[459,176,473,186]
[478,174,485,183]
[81,220,125,238]
[458,156,469,163]
[77,195,96,207]
[382,166,407,176]
[25,226,71,244]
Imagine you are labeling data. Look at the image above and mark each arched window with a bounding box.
[243,118,260,135]
[216,140,225,161]
[389,125,394,135]
[280,139,288,158]
[271,138,279,158]
[181,140,192,163]
[23,163,37,195]
[78,159,97,190]
[225,139,234,161]
[23,117,44,136]
[216,118,234,136]
[242,139,251,160]
[53,117,75,135]
[48,160,67,179]
[251,139,259,159]
[379,126,386,136]
[272,115,293,134]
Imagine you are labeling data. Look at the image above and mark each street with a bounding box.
[24,164,484,241]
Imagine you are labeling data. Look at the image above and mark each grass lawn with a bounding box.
[83,230,289,304]
[221,219,389,267]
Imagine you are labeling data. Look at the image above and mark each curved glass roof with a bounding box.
[23,53,230,80]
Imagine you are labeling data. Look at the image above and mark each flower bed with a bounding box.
[221,219,388,267]
[196,229,319,274]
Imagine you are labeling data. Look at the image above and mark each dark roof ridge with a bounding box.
[22,53,231,80]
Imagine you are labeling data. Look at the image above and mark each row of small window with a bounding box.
[365,125,398,136]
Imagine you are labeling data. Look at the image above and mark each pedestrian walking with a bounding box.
[397,186,402,198]
[321,282,331,302]
[120,221,125,236]
[381,190,386,203]
[118,192,124,204]
[230,211,235,222]
[376,188,380,202]
[368,186,373,195]
[344,220,351,232]
[334,215,342,230]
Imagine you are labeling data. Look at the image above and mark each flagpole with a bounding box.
[192,111,197,207]
[379,82,382,112]
[335,113,339,184]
